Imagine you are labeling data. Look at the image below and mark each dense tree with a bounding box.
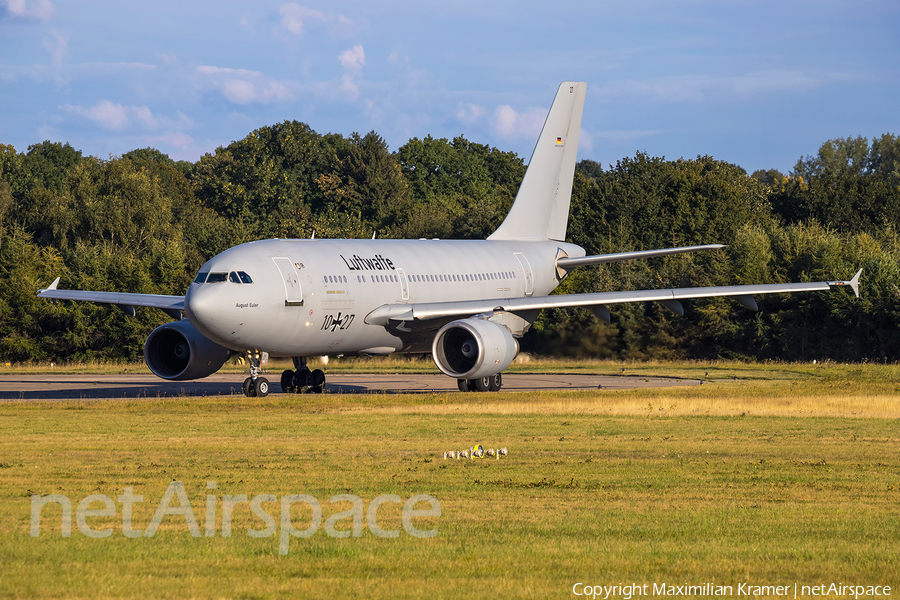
[395,135,525,239]
[0,126,898,363]
[769,135,900,233]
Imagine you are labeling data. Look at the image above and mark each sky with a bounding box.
[1,0,898,174]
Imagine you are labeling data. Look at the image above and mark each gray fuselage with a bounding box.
[184,238,584,357]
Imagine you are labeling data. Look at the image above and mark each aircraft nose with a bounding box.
[184,284,221,331]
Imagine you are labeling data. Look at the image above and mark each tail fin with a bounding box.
[488,81,586,242]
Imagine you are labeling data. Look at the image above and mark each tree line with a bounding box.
[1,125,897,363]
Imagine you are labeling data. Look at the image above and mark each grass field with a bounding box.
[1,362,899,598]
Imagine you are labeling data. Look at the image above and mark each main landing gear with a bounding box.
[458,373,503,392]
[242,351,270,397]
[280,357,326,394]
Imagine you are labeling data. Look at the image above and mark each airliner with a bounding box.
[38,82,861,396]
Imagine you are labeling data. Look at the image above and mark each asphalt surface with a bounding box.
[0,372,700,400]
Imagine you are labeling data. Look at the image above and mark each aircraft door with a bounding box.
[272,257,303,306]
[396,268,410,301]
[514,252,534,296]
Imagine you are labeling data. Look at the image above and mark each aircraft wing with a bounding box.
[37,277,184,317]
[366,270,862,326]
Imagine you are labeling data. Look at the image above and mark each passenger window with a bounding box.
[207,273,227,283]
[193,272,209,284]
[238,271,253,284]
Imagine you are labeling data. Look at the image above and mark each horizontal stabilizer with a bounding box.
[557,244,726,270]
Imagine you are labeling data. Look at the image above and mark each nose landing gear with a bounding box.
[242,351,269,397]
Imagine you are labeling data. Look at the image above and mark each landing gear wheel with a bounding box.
[310,369,325,393]
[457,378,478,392]
[243,377,253,397]
[294,368,312,390]
[488,373,502,392]
[281,369,296,393]
[253,377,270,397]
[474,376,491,392]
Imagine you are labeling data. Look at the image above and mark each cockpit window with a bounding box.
[193,272,209,284]
[206,272,227,283]
[229,272,241,283]
[238,271,253,284]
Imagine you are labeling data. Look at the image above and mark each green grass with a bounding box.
[1,366,899,598]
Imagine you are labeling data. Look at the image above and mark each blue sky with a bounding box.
[1,0,897,174]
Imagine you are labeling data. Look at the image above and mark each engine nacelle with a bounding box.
[432,318,518,379]
[143,319,231,381]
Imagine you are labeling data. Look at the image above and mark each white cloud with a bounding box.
[44,28,67,72]
[456,103,485,125]
[492,105,547,139]
[279,4,317,35]
[5,0,55,20]
[61,101,194,132]
[223,79,290,104]
[63,100,130,130]
[330,45,366,102]
[133,106,155,127]
[196,65,262,78]
[579,130,593,152]
[337,73,360,101]
[596,70,822,104]
[338,45,365,71]
[147,132,194,153]
[279,4,353,37]
[196,65,293,105]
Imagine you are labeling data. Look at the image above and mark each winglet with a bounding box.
[46,277,61,291]
[827,268,862,298]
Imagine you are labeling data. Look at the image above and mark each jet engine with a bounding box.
[432,318,518,379]
[143,319,231,381]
